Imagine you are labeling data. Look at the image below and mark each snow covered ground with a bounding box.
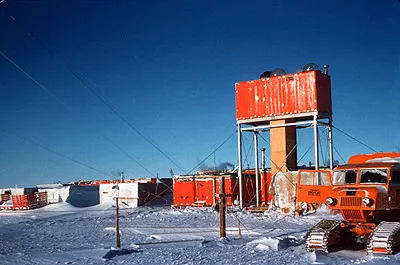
[1,203,400,264]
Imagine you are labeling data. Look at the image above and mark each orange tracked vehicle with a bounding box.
[305,152,400,254]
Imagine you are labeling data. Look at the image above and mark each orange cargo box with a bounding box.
[236,70,331,121]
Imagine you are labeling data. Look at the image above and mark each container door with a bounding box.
[297,170,333,203]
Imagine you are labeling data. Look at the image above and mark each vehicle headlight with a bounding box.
[362,197,373,206]
[326,197,334,205]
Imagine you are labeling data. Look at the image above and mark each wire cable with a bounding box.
[101,135,156,177]
[318,129,325,168]
[0,127,111,177]
[333,126,377,153]
[297,143,314,165]
[242,133,254,169]
[320,127,332,167]
[8,14,187,174]
[0,49,71,112]
[333,145,346,164]
[185,130,237,175]
[0,46,158,179]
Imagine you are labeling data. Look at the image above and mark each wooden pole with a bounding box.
[219,175,226,238]
[116,196,121,248]
[238,219,242,240]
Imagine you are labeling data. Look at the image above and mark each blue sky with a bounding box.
[0,0,399,187]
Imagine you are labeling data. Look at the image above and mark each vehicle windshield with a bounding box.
[332,170,357,185]
[360,168,388,184]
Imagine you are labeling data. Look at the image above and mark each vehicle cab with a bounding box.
[326,153,400,222]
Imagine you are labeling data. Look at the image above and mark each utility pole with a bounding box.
[238,219,242,239]
[219,175,226,238]
[113,185,121,248]
[116,196,121,248]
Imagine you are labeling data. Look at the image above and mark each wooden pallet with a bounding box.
[245,206,269,213]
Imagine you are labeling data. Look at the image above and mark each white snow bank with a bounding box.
[247,237,279,251]
[246,234,302,253]
[39,201,114,212]
[0,201,116,217]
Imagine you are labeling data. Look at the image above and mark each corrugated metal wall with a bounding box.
[236,70,331,120]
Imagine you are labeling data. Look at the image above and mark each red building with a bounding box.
[173,170,272,207]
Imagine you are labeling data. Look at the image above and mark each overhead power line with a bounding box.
[186,130,237,175]
[297,143,314,165]
[8,15,187,174]
[0,45,157,178]
[75,77,188,173]
[333,126,378,153]
[101,135,156,177]
[0,49,71,112]
[0,127,111,177]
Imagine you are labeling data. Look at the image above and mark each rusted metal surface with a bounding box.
[235,70,331,121]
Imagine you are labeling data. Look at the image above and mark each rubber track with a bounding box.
[368,221,400,255]
[305,220,342,253]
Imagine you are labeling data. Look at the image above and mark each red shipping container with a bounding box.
[173,178,197,207]
[236,70,331,121]
[173,172,272,208]
[195,178,215,206]
[260,172,272,205]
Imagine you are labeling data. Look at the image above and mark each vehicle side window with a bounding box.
[391,171,400,185]
[360,169,388,184]
[299,172,330,186]
[299,172,313,185]
[313,172,330,186]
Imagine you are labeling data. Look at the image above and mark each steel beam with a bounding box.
[254,131,259,207]
[237,123,243,209]
[328,118,334,170]
[313,115,319,170]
